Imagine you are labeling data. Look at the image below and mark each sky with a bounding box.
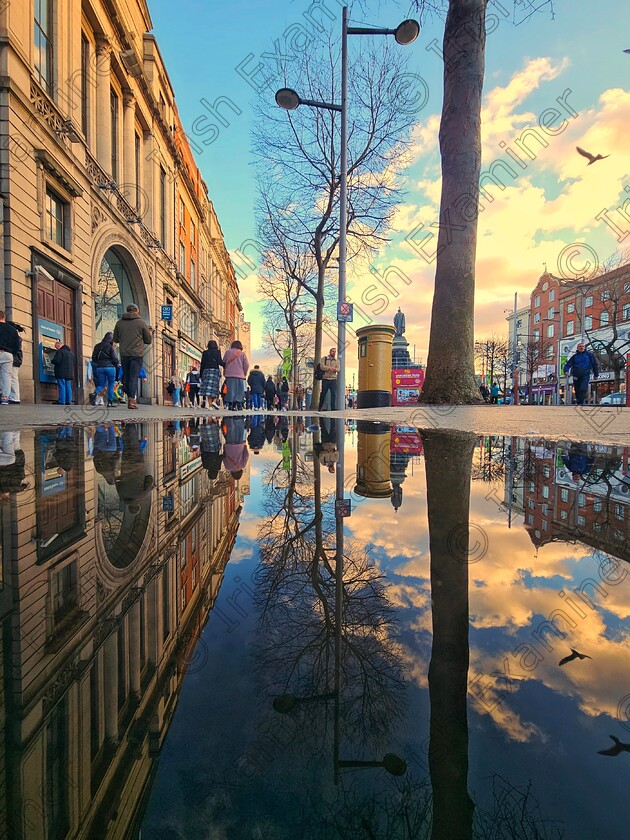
[147,0,630,371]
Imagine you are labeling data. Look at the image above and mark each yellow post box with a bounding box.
[356,325,395,408]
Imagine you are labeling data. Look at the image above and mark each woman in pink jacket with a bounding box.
[222,340,249,411]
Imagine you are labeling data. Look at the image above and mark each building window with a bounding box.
[542,519,548,531]
[534,312,540,324]
[542,485,549,499]
[585,295,593,307]
[584,315,592,330]
[560,509,568,520]
[179,242,186,276]
[547,324,554,337]
[516,319,522,329]
[159,167,166,245]
[602,290,611,302]
[34,0,53,94]
[600,311,610,326]
[46,697,70,840]
[190,220,196,247]
[546,344,553,358]
[528,499,535,510]
[566,303,574,314]
[135,133,141,211]
[566,320,574,335]
[534,295,540,308]
[45,188,68,249]
[110,89,119,182]
[549,289,555,302]
[179,199,184,226]
[593,499,602,513]
[527,514,534,525]
[624,282,630,294]
[561,488,569,502]
[533,329,540,341]
[529,481,535,493]
[577,515,586,526]
[623,304,630,322]
[615,503,625,520]
[548,307,555,318]
[190,259,196,290]
[52,562,78,625]
[81,34,90,140]
[578,492,586,507]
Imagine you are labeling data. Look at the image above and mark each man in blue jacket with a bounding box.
[564,342,598,406]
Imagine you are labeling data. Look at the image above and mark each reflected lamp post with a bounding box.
[275,9,419,411]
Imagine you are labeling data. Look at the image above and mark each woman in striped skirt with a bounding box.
[199,340,224,409]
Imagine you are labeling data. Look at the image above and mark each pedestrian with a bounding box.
[0,311,21,406]
[199,340,224,409]
[490,382,499,404]
[318,347,340,411]
[222,340,249,410]
[221,415,249,478]
[186,365,201,407]
[51,339,75,405]
[168,373,183,406]
[280,376,290,411]
[247,365,266,410]
[295,383,305,411]
[7,319,24,405]
[113,303,152,410]
[564,342,598,406]
[91,331,119,407]
[264,375,277,411]
[245,387,253,410]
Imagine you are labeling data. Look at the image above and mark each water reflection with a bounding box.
[0,418,628,838]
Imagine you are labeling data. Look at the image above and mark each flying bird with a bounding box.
[598,736,630,757]
[576,146,610,165]
[558,648,592,666]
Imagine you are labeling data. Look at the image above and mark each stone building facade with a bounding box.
[0,0,246,404]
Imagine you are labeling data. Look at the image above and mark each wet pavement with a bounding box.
[1,415,629,838]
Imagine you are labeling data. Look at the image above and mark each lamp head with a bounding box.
[275,88,301,110]
[394,19,420,45]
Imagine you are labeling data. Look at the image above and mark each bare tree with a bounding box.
[474,336,509,395]
[253,35,415,401]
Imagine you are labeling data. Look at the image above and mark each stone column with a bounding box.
[95,36,112,174]
[102,632,119,743]
[143,130,155,234]
[128,598,141,697]
[122,88,136,206]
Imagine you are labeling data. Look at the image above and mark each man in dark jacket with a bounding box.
[113,303,152,410]
[51,340,75,405]
[564,343,599,406]
[264,375,277,411]
[0,311,21,405]
[247,365,266,410]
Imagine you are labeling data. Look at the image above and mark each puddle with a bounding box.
[0,417,628,838]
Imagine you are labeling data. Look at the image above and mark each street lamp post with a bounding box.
[276,9,419,412]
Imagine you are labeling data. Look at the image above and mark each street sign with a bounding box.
[337,301,353,322]
[335,498,352,517]
[161,305,173,321]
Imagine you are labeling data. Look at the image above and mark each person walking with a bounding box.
[564,343,599,406]
[199,340,224,409]
[247,365,266,410]
[223,340,249,410]
[91,332,119,407]
[168,373,183,406]
[295,383,305,411]
[318,348,340,411]
[113,303,152,410]
[490,382,499,404]
[280,376,290,411]
[7,319,24,405]
[51,340,75,405]
[186,365,201,407]
[0,312,21,406]
[264,375,277,411]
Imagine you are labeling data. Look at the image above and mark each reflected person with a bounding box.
[221,415,249,479]
[115,424,154,512]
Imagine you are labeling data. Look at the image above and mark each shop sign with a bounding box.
[179,456,202,480]
[161,305,173,321]
[179,341,202,362]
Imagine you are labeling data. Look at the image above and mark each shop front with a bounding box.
[178,340,202,380]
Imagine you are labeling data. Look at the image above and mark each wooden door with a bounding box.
[36,275,76,403]
[163,341,175,404]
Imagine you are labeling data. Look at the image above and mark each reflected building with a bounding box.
[0,421,242,838]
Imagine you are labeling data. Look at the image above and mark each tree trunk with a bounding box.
[421,0,487,405]
[424,430,476,839]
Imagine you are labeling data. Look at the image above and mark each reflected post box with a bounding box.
[354,421,393,498]
[356,325,395,409]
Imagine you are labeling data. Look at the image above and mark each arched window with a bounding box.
[95,248,136,339]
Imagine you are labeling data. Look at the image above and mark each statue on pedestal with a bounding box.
[394,307,405,337]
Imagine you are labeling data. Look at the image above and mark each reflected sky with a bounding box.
[0,419,628,839]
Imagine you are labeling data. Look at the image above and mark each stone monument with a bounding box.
[392,307,412,367]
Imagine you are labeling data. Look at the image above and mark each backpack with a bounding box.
[166,382,175,394]
[315,363,324,381]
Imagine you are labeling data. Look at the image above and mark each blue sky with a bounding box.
[148,0,630,363]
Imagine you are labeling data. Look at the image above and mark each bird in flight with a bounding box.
[576,146,610,165]
[558,648,592,666]
[598,736,630,757]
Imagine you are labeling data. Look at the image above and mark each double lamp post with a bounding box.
[275,8,419,410]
